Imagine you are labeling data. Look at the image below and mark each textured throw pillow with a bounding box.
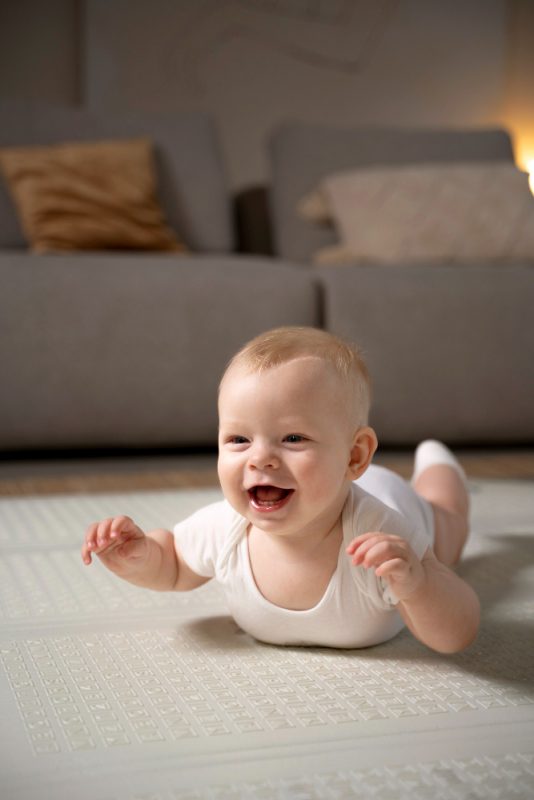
[0,138,186,253]
[301,162,534,265]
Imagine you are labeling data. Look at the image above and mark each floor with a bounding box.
[1,448,533,798]
[1,446,534,495]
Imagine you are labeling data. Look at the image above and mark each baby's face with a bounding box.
[218,357,357,541]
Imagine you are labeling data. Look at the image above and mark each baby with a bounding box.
[81,326,480,653]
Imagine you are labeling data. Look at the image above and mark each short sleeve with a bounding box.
[350,487,431,609]
[173,500,234,578]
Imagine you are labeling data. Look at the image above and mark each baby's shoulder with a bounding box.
[173,498,240,537]
[172,499,246,580]
[345,482,411,539]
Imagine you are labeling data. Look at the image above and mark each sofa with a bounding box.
[0,106,319,451]
[1,106,533,451]
[268,122,534,445]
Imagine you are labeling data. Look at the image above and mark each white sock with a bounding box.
[411,439,467,486]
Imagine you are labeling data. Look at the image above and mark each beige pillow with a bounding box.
[0,138,186,253]
[303,162,534,265]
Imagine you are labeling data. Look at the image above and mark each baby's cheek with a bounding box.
[301,458,342,498]
[217,462,239,500]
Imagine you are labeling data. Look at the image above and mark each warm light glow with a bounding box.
[514,142,534,196]
[527,159,534,195]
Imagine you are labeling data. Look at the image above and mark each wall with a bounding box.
[0,0,81,105]
[0,0,533,189]
[503,0,534,173]
[82,0,507,189]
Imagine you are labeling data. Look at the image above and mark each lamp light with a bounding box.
[513,139,534,196]
[527,159,534,195]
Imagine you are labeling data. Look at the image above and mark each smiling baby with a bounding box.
[82,327,479,653]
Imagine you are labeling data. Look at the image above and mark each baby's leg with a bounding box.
[411,440,470,566]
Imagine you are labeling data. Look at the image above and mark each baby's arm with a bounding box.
[81,515,210,592]
[347,533,480,653]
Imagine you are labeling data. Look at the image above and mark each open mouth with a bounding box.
[247,485,294,512]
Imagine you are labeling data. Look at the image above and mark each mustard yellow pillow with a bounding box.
[0,138,186,253]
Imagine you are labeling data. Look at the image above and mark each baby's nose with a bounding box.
[248,442,279,470]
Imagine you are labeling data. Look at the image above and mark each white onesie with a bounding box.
[173,465,434,649]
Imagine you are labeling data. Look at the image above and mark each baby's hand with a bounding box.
[81,515,148,568]
[346,532,425,601]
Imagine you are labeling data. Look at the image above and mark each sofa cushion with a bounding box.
[319,263,534,444]
[0,104,233,252]
[305,162,534,265]
[0,138,186,253]
[269,122,515,262]
[0,253,320,449]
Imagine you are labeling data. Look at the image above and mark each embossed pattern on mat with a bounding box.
[1,481,533,799]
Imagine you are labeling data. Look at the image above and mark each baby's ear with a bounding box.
[346,427,378,480]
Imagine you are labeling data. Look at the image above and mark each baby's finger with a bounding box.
[96,518,116,548]
[346,532,385,554]
[82,521,102,564]
[109,515,137,539]
[97,516,141,553]
[84,522,100,553]
[353,539,406,569]
[349,534,396,564]
[81,540,92,565]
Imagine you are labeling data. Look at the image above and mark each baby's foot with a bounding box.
[411,439,467,487]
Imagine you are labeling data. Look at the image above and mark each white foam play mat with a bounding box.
[1,480,533,799]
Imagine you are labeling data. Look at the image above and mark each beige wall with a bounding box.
[0,0,533,188]
[83,0,508,188]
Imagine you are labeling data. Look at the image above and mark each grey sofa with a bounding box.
[1,108,533,450]
[268,123,534,445]
[0,107,319,450]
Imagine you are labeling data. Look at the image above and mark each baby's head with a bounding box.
[219,326,372,431]
[217,327,377,533]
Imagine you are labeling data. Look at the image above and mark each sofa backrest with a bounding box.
[269,123,515,263]
[0,104,233,252]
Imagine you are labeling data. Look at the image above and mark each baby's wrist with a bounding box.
[396,569,428,605]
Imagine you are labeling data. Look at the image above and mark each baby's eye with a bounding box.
[228,435,248,445]
[284,434,305,444]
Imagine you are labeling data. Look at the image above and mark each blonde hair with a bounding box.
[220,326,372,427]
